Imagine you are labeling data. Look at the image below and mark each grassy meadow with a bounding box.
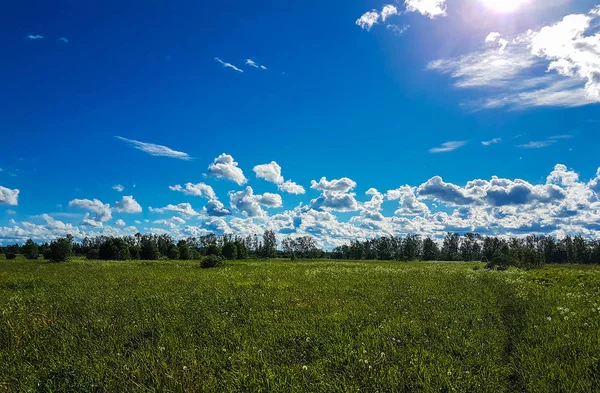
[1,258,600,392]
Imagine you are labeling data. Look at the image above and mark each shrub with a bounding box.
[6,252,17,260]
[290,253,297,261]
[200,255,224,269]
[45,237,73,263]
[205,244,221,257]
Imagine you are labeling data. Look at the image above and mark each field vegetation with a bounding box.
[1,257,599,392]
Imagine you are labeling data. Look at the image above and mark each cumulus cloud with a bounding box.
[204,199,231,217]
[356,10,380,31]
[69,198,112,222]
[311,177,357,193]
[149,203,199,217]
[381,5,399,22]
[169,182,216,199]
[404,0,447,19]
[115,136,191,160]
[215,57,244,73]
[115,219,126,227]
[429,141,467,153]
[113,195,142,213]
[387,186,429,215]
[229,187,283,217]
[428,6,600,109]
[254,161,306,194]
[0,186,19,206]
[207,153,247,185]
[112,184,124,192]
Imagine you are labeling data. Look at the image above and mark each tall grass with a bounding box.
[1,258,599,392]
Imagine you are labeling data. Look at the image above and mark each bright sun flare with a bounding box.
[481,0,527,13]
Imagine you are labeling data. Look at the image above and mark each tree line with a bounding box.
[2,231,600,268]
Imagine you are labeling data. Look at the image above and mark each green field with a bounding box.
[1,259,599,392]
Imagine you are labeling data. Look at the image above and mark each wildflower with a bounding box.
[547,316,552,321]
[447,371,452,375]
[302,365,308,370]
[183,366,188,371]
[363,349,367,354]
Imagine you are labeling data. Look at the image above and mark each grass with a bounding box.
[1,258,599,392]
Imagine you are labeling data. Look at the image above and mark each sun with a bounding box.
[481,0,527,13]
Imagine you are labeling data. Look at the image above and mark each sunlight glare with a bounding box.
[481,0,527,13]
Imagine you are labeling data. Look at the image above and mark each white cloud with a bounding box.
[254,161,306,194]
[356,10,380,31]
[112,184,124,192]
[215,57,244,73]
[229,187,282,217]
[6,209,16,215]
[204,199,231,217]
[311,177,357,193]
[58,37,69,43]
[115,136,191,160]
[381,5,399,22]
[26,34,44,40]
[207,153,247,185]
[387,24,410,36]
[429,141,467,153]
[69,198,112,222]
[518,140,557,149]
[279,180,306,195]
[169,182,216,199]
[387,186,429,215]
[429,6,600,109]
[113,195,142,213]
[254,161,284,184]
[245,59,267,69]
[404,0,447,19]
[115,219,126,227]
[482,138,501,146]
[0,186,19,206]
[149,203,199,217]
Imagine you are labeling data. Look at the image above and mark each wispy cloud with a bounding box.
[215,57,243,73]
[356,10,380,31]
[115,136,191,160]
[387,24,410,36]
[428,7,600,110]
[518,140,557,149]
[58,37,69,43]
[245,59,267,70]
[26,34,44,40]
[518,134,573,149]
[429,141,467,153]
[482,138,501,146]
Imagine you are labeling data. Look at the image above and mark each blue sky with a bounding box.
[1,0,600,246]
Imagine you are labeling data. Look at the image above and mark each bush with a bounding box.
[200,255,224,269]
[45,237,73,263]
[205,244,221,257]
[290,253,297,261]
[6,252,17,260]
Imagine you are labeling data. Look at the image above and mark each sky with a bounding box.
[1,0,600,247]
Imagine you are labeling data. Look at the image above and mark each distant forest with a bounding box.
[2,231,600,268]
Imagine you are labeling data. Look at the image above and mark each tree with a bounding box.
[46,237,72,263]
[22,239,39,260]
[262,230,277,258]
[177,240,191,260]
[140,235,159,260]
[235,240,249,259]
[167,244,180,260]
[222,242,238,260]
[441,233,461,261]
[422,237,439,261]
[99,237,131,260]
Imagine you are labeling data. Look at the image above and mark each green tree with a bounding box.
[222,242,238,260]
[46,237,73,263]
[422,237,439,261]
[262,230,277,258]
[177,240,191,260]
[167,244,180,260]
[22,239,39,260]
